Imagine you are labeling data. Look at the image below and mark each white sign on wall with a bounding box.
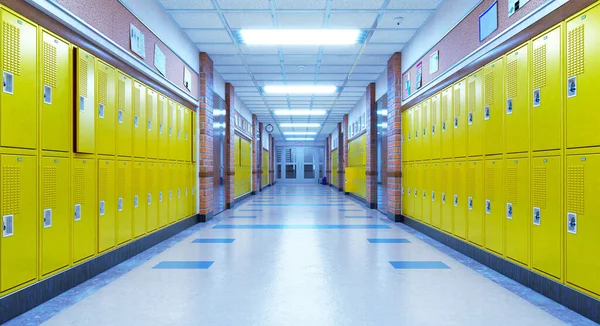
[184,67,192,91]
[130,24,146,59]
[429,51,439,74]
[154,44,166,76]
[508,0,530,17]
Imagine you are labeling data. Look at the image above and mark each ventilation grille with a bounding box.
[485,72,494,106]
[43,166,58,209]
[467,167,475,194]
[3,22,21,75]
[454,88,461,117]
[486,167,495,200]
[506,59,518,99]
[98,68,108,105]
[148,97,154,119]
[3,165,20,214]
[567,25,585,77]
[567,165,584,215]
[133,166,141,194]
[533,44,547,89]
[442,94,448,121]
[74,167,85,204]
[118,79,126,110]
[454,168,460,192]
[505,167,517,203]
[134,86,141,115]
[431,100,437,125]
[99,167,108,199]
[147,167,154,189]
[468,80,476,112]
[78,58,88,98]
[118,167,126,196]
[43,42,57,88]
[442,168,447,192]
[533,166,547,209]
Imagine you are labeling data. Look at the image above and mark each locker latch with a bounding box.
[118,198,124,211]
[169,126,173,136]
[186,188,188,196]
[442,121,446,132]
[134,195,139,208]
[178,189,181,198]
[567,213,577,234]
[3,72,14,94]
[567,77,577,98]
[99,200,105,216]
[414,189,417,197]
[160,191,163,203]
[80,96,85,112]
[454,195,458,207]
[468,112,473,125]
[484,106,490,120]
[160,124,163,134]
[431,191,435,202]
[401,186,404,195]
[44,209,53,228]
[74,204,82,221]
[422,190,426,199]
[533,207,541,226]
[454,117,458,129]
[506,203,513,219]
[431,125,435,135]
[169,190,173,200]
[118,110,124,124]
[134,115,139,128]
[148,193,152,205]
[148,120,152,131]
[442,192,446,204]
[44,85,52,104]
[468,197,473,210]
[506,99,513,115]
[2,215,14,237]
[485,200,491,214]
[533,89,541,107]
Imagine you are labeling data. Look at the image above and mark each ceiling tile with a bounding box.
[245,55,282,65]
[346,80,371,87]
[215,65,249,73]
[379,12,432,29]
[387,0,443,10]
[196,43,238,54]
[171,12,224,29]
[254,74,285,81]
[224,12,273,28]
[370,29,415,43]
[240,44,280,55]
[318,73,348,80]
[229,80,256,86]
[321,55,357,65]
[343,86,366,92]
[277,13,324,28]
[221,73,253,80]
[217,0,270,9]
[329,12,378,28]
[286,74,316,81]
[331,0,385,9]
[322,44,363,55]
[159,0,214,9]
[350,73,382,80]
[236,86,260,92]
[275,0,327,9]
[186,29,231,43]
[363,43,404,55]
[318,65,352,74]
[352,65,386,73]
[285,65,317,74]
[317,80,344,86]
[211,54,243,65]
[357,54,391,65]
[281,45,320,55]
[283,55,319,65]
[250,66,283,73]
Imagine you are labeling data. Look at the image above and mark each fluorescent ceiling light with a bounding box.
[239,29,362,45]
[264,85,337,95]
[283,132,318,135]
[286,138,315,141]
[273,109,327,116]
[280,123,321,128]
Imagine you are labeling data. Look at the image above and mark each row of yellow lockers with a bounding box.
[262,149,269,186]
[402,153,600,298]
[332,149,339,187]
[0,7,194,161]
[348,134,366,167]
[347,134,367,197]
[0,155,196,295]
[234,135,252,198]
[403,4,600,161]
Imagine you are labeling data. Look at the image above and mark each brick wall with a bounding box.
[387,53,403,221]
[365,83,378,208]
[225,83,235,208]
[198,53,213,221]
[252,114,259,193]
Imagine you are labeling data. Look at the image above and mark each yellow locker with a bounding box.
[168,100,178,160]
[133,81,147,158]
[116,161,132,244]
[402,110,409,160]
[453,79,467,157]
[431,162,441,228]
[72,158,95,263]
[98,159,115,253]
[404,108,413,161]
[505,157,530,265]
[0,11,37,150]
[532,156,562,279]
[169,163,178,222]
[413,163,422,220]
[132,161,146,238]
[40,31,70,152]
[467,160,484,246]
[146,89,158,159]
[192,111,197,163]
[404,163,414,218]
[181,163,189,217]
[234,134,241,167]
[116,72,133,157]
[453,161,467,239]
[178,164,185,219]
[262,149,269,187]
[177,105,185,161]
[422,162,431,224]
[96,60,116,155]
[421,99,431,160]
[189,163,195,216]
[467,71,483,157]
[184,109,191,162]
[532,25,563,152]
[75,48,95,154]
[505,44,530,154]
[440,88,453,159]
[566,6,600,149]
[332,149,338,187]
[147,161,159,231]
[440,161,453,233]
[40,157,70,276]
[158,162,169,227]
[431,94,441,159]
[484,159,504,255]
[158,95,169,159]
[0,154,37,292]
[566,153,600,295]
[483,59,505,156]
[402,163,408,216]
[414,104,422,160]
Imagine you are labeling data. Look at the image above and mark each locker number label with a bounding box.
[442,193,446,204]
[533,207,541,226]
[506,99,513,115]
[99,104,105,119]
[99,200,106,216]
[533,89,541,107]
[2,215,14,237]
[44,85,52,104]
[485,200,491,215]
[74,204,82,222]
[567,213,577,234]
[506,203,513,219]
[44,209,53,228]
[134,195,139,208]
[567,77,577,98]
[118,198,124,212]
[484,106,490,120]
[454,195,458,207]
[118,110,124,124]
[468,197,473,210]
[3,71,14,94]
[468,112,473,125]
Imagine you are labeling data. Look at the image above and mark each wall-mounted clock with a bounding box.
[265,124,274,133]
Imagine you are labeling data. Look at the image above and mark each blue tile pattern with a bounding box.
[368,238,411,243]
[192,238,235,243]
[344,215,373,219]
[228,215,257,219]
[389,261,450,269]
[213,224,392,229]
[153,261,214,269]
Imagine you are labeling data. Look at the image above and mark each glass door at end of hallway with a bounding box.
[276,147,322,182]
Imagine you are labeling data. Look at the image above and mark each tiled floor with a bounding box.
[6,184,596,325]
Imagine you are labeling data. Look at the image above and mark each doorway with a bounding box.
[277,146,322,182]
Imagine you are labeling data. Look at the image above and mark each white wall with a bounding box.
[235,96,253,122]
[214,71,225,100]
[375,68,388,101]
[330,126,339,150]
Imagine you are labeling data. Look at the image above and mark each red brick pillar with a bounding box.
[325,136,331,185]
[366,83,378,209]
[225,83,235,209]
[198,53,214,221]
[252,115,259,194]
[387,53,403,221]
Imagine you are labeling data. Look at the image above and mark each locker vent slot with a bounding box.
[118,79,126,110]
[567,166,584,215]
[431,100,437,125]
[2,165,21,214]
[148,101,154,120]
[43,166,58,209]
[43,42,57,88]
[3,22,21,75]
[74,167,85,204]
[533,166,547,209]
[505,167,517,204]
[147,167,154,191]
[533,44,547,89]
[118,167,126,197]
[567,25,584,77]
[133,167,141,194]
[78,58,88,97]
[467,167,475,194]
[442,169,447,193]
[99,167,108,199]
[98,69,108,105]
[506,59,518,99]
[454,168,460,192]
[454,88,461,117]
[468,80,476,112]
[484,72,494,105]
[442,94,448,121]
[134,86,141,116]
[485,167,495,200]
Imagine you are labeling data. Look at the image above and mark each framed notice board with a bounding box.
[479,1,498,42]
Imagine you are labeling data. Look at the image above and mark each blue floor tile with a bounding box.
[239,209,263,212]
[389,261,450,269]
[345,215,373,218]
[248,204,353,207]
[368,238,411,243]
[192,238,236,243]
[229,215,257,219]
[213,224,391,229]
[153,261,214,269]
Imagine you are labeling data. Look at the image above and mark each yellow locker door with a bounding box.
[158,95,168,159]
[116,161,132,244]
[116,73,133,157]
[483,59,505,156]
[404,163,413,217]
[532,156,561,279]
[41,31,70,152]
[402,110,409,160]
[532,25,563,152]
[453,161,467,239]
[189,164,196,216]
[0,154,36,292]
[453,79,467,157]
[413,163,422,220]
[72,158,96,263]
[96,60,116,155]
[234,135,241,167]
[505,157,530,265]
[566,7,600,149]
[40,157,70,276]
[98,159,115,253]
[146,89,158,159]
[440,88,453,159]
[132,161,146,238]
[566,153,600,295]
[484,159,504,255]
[0,11,37,150]
[431,94,441,160]
[414,104,422,161]
[431,162,441,228]
[158,162,169,227]
[147,162,159,232]
[404,108,413,160]
[192,112,197,163]
[133,82,147,158]
[422,162,431,224]
[467,160,484,246]
[441,161,453,233]
[505,44,530,154]
[467,71,483,157]
[169,163,178,222]
[178,164,186,219]
[168,100,178,160]
[184,109,191,162]
[75,48,95,154]
[421,99,431,160]
[177,105,185,161]
[402,163,408,216]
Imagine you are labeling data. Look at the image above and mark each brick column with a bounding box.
[365,83,378,209]
[252,114,259,194]
[387,53,403,222]
[258,122,264,191]
[198,53,214,222]
[325,136,331,185]
[225,83,235,209]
